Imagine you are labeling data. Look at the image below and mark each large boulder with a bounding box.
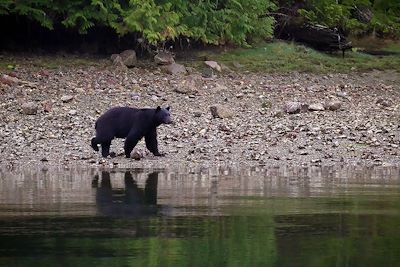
[284,101,302,114]
[21,102,38,115]
[210,105,233,119]
[325,100,342,111]
[119,50,137,67]
[163,63,187,75]
[154,51,175,65]
[204,61,222,72]
[61,95,74,103]
[110,50,136,68]
[308,103,325,111]
[175,75,202,94]
[111,55,128,71]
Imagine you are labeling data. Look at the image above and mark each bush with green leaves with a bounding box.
[370,0,400,37]
[1,0,399,47]
[298,0,400,38]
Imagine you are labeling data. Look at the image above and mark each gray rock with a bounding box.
[193,111,202,117]
[214,83,228,91]
[284,101,302,114]
[336,91,348,98]
[163,63,187,75]
[119,49,137,67]
[110,54,119,61]
[174,87,190,94]
[131,93,141,101]
[131,150,142,160]
[68,110,77,116]
[376,98,392,107]
[61,95,74,103]
[261,101,272,109]
[154,51,175,65]
[218,124,231,132]
[202,67,215,78]
[210,105,233,119]
[325,100,342,111]
[175,75,201,94]
[204,61,222,72]
[21,102,38,115]
[112,55,128,70]
[308,103,325,111]
[272,109,284,118]
[232,61,244,68]
[43,101,52,112]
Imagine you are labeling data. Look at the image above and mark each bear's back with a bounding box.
[96,107,139,137]
[96,107,156,138]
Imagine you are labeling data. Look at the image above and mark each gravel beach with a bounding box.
[1,57,399,169]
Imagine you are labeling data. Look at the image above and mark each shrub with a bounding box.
[298,0,400,38]
[0,0,277,46]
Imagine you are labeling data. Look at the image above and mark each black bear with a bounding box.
[91,106,172,158]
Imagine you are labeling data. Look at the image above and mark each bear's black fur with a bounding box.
[91,106,172,158]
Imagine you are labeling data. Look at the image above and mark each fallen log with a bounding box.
[276,18,352,57]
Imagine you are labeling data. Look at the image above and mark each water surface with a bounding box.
[0,166,399,267]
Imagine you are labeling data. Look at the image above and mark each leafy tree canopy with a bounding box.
[0,0,399,46]
[0,0,276,46]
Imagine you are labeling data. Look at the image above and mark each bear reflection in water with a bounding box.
[92,171,159,217]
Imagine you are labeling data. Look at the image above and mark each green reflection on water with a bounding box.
[0,167,399,267]
[0,215,276,267]
[1,200,399,267]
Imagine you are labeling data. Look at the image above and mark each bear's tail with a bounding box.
[91,137,99,151]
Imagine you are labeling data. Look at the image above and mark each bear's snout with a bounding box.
[165,118,173,124]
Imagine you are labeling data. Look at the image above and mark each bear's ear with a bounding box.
[166,106,170,111]
[156,106,161,112]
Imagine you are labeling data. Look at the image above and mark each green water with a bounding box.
[0,166,399,267]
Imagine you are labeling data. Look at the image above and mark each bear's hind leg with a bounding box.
[101,141,112,158]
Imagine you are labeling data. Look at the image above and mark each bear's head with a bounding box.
[155,106,172,125]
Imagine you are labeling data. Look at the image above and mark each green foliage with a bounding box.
[114,0,184,44]
[2,0,399,46]
[4,0,54,29]
[370,0,400,37]
[57,1,122,34]
[298,0,400,38]
[0,0,12,15]
[1,0,276,46]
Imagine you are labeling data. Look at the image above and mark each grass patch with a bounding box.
[214,41,400,73]
[384,42,400,53]
[0,55,104,72]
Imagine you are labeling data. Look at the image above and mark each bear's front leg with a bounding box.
[124,132,142,158]
[145,129,164,156]
[101,141,112,158]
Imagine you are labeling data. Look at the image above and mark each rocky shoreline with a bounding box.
[1,57,399,170]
